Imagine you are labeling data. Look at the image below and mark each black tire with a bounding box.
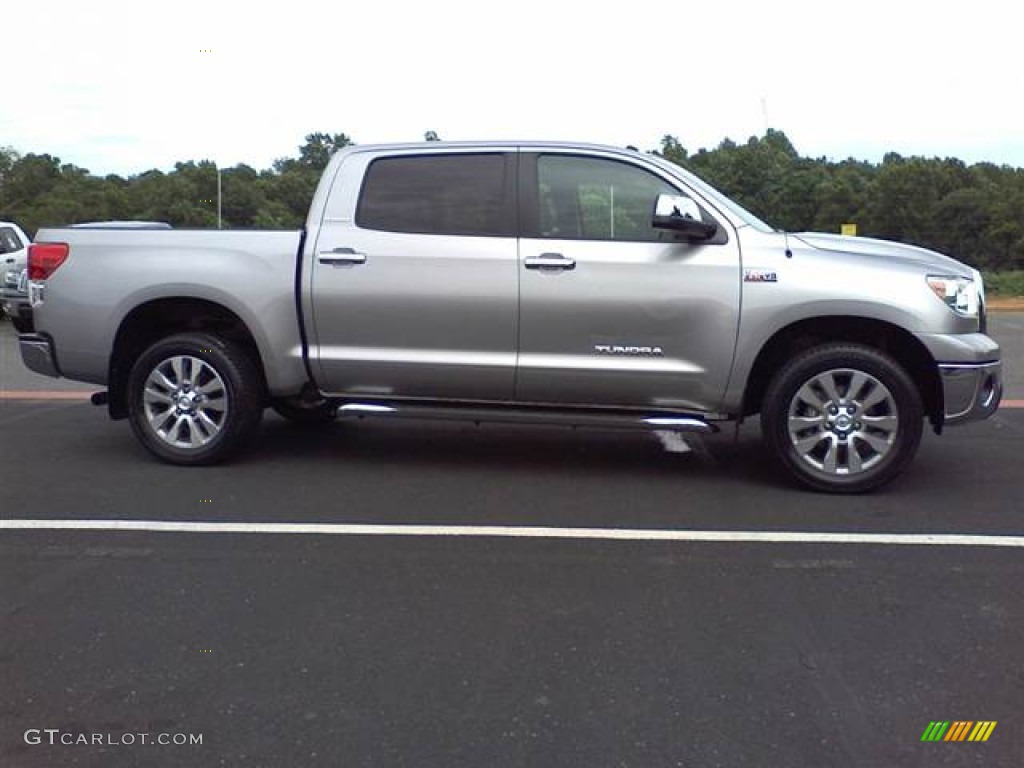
[762,344,924,493]
[270,397,337,427]
[126,333,263,465]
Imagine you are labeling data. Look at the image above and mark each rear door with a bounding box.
[515,151,741,412]
[308,150,519,400]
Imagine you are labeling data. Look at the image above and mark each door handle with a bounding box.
[318,247,367,266]
[524,253,576,270]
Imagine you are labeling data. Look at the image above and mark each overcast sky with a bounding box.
[4,0,1022,176]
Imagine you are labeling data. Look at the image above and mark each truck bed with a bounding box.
[29,227,308,394]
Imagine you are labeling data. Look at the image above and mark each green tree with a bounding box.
[298,132,354,171]
[656,135,688,167]
[0,146,20,192]
[0,129,1020,272]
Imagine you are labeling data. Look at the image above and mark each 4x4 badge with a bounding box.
[744,269,778,283]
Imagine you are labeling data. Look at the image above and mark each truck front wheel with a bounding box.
[762,344,924,493]
[126,333,263,465]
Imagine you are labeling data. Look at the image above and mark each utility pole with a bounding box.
[217,166,222,229]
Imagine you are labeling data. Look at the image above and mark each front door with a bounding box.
[515,152,741,413]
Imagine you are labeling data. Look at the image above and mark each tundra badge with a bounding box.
[594,344,665,356]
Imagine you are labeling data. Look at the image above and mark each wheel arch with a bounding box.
[741,316,943,432]
[108,298,268,419]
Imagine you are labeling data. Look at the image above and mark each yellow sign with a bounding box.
[841,223,857,237]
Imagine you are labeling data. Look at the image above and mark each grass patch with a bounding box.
[983,271,1024,297]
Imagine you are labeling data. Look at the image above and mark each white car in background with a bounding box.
[1,222,31,331]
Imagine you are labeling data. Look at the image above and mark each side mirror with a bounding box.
[652,194,718,240]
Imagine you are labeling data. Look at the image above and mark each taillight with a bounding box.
[28,243,70,280]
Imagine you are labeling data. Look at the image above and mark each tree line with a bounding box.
[1,129,1021,272]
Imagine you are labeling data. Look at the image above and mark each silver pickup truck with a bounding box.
[18,142,1002,492]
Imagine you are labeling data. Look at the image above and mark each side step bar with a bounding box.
[336,402,717,433]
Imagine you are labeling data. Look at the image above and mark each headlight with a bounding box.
[926,275,978,317]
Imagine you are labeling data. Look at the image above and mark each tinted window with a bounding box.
[0,227,24,254]
[536,155,681,242]
[357,154,512,237]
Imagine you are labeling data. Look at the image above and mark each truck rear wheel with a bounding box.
[126,333,263,465]
[762,344,923,493]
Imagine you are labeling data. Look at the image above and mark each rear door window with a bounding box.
[356,154,514,237]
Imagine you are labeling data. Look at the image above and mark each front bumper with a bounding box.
[2,297,33,331]
[1,267,28,309]
[914,332,1002,426]
[939,361,1002,425]
[18,333,62,378]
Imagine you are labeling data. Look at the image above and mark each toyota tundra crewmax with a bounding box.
[18,142,1003,492]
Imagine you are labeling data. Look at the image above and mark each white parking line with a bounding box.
[2,519,1023,548]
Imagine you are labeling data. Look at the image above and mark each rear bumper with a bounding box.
[18,333,62,378]
[939,361,1002,425]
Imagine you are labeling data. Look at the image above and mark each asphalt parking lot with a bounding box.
[2,315,1022,767]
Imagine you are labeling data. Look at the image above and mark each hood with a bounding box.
[792,232,972,276]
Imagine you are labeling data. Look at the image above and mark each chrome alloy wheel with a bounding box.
[786,368,899,476]
[142,355,229,449]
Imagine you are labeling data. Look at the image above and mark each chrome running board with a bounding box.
[336,402,717,433]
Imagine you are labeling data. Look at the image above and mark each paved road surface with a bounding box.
[1,314,1021,766]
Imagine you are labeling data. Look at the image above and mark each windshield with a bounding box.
[646,154,776,233]
[0,227,25,254]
